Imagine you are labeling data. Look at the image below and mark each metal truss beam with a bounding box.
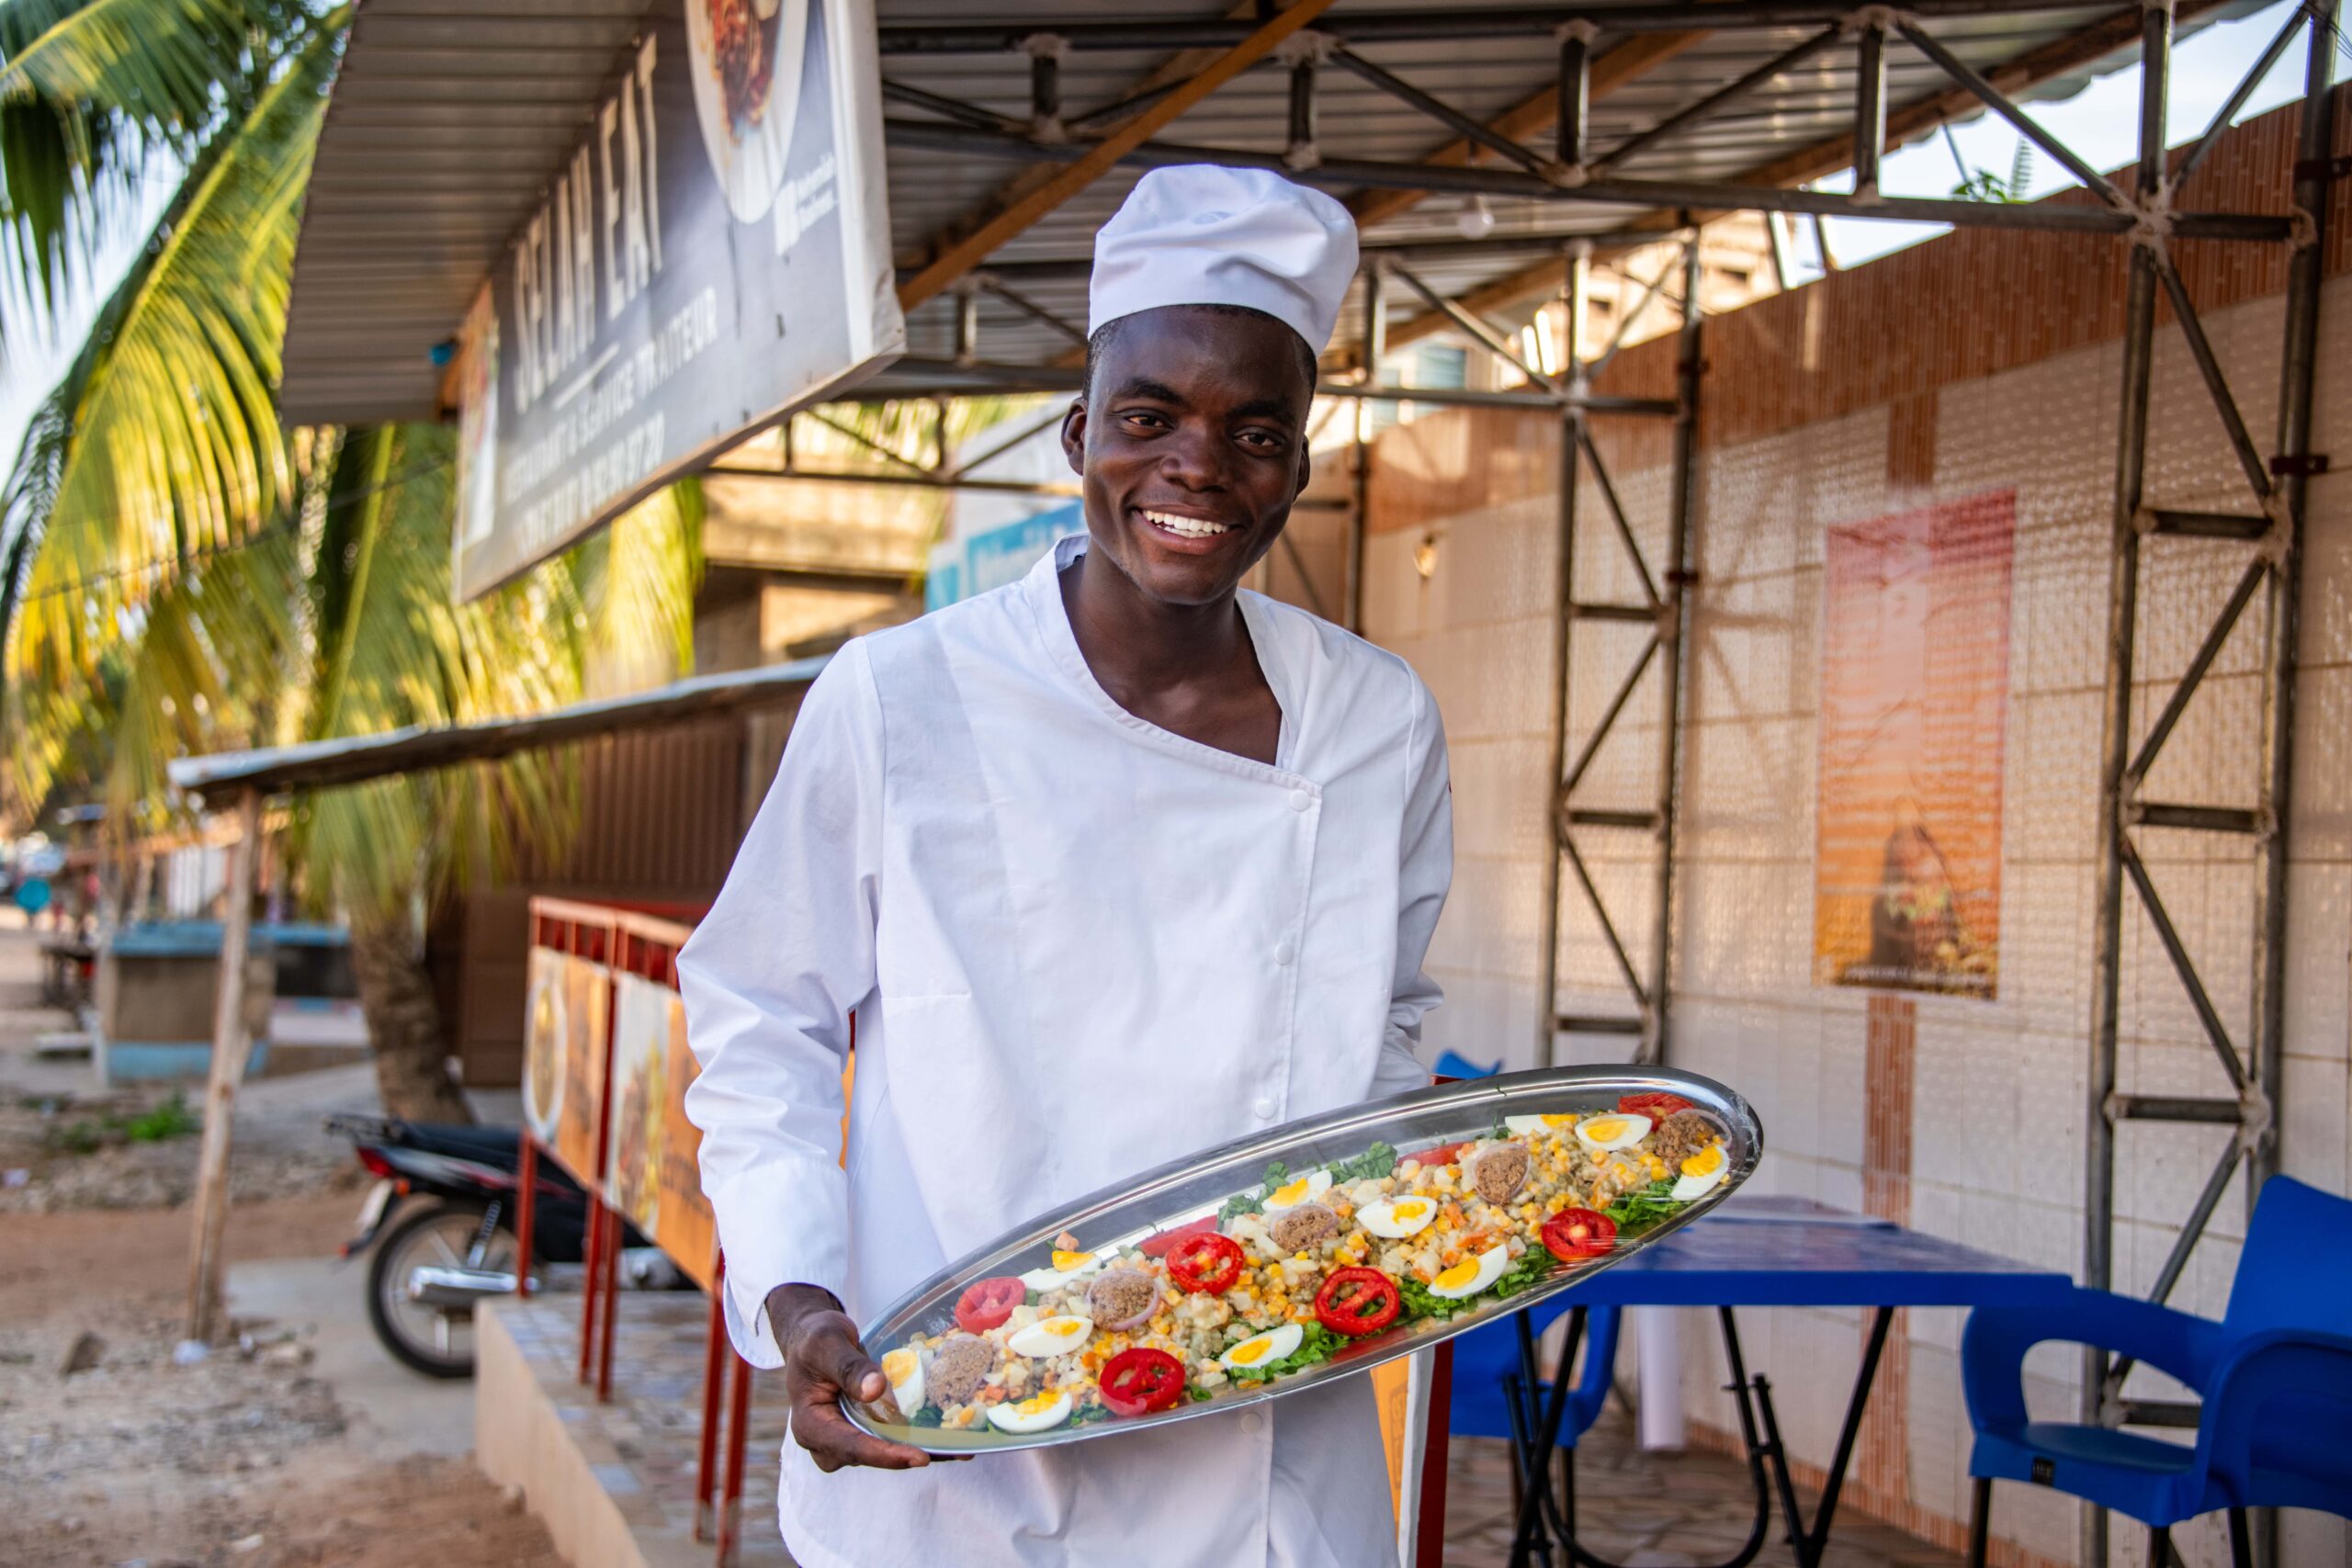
[876,1,2128,53]
[883,119,2293,242]
[1535,233,1701,1066]
[2083,6,2334,1565]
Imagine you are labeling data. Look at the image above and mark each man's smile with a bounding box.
[1135,506,1241,547]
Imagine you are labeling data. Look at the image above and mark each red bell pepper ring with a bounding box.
[1313,1266,1403,1337]
[1541,1207,1618,1262]
[1401,1141,1466,1169]
[1166,1231,1245,1294]
[1098,1347,1187,1416]
[954,1275,1026,1334]
[1137,1214,1221,1258]
[1618,1091,1694,1120]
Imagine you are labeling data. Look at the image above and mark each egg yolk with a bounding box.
[1229,1337,1275,1365]
[1050,1249,1091,1271]
[1432,1257,1483,1292]
[1541,1114,1575,1127]
[1014,1393,1061,1416]
[882,1349,918,1381]
[1042,1319,1084,1340]
[1270,1177,1312,1205]
[1681,1145,1724,1178]
[1583,1117,1629,1142]
[1392,1199,1431,1221]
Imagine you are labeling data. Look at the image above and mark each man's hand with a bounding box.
[767,1283,937,1472]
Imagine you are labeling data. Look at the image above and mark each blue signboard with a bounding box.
[925,502,1087,611]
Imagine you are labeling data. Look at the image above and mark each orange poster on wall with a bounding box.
[605,972,717,1290]
[1813,490,2014,998]
[522,949,611,1185]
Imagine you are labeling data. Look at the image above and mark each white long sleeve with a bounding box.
[678,641,882,1368]
[1373,676,1450,1099]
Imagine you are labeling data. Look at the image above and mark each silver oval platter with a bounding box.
[844,1066,1760,1453]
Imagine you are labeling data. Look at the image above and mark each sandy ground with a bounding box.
[0,917,562,1568]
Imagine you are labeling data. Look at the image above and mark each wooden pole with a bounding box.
[184,787,263,1343]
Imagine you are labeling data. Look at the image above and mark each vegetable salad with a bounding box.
[875,1093,1731,1438]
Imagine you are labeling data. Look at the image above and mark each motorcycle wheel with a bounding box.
[366,1198,524,1380]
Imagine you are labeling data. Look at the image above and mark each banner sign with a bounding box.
[523,949,613,1184]
[453,0,903,600]
[1813,491,2015,998]
[605,972,718,1291]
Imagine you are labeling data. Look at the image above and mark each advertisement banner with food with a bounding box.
[605,973,718,1291]
[1813,490,2015,998]
[522,948,614,1186]
[452,0,903,601]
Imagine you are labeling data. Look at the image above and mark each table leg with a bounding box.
[1551,1307,1772,1568]
[1505,1307,1584,1568]
[1746,1304,1895,1568]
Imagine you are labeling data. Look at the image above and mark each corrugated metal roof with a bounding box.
[279,0,2258,424]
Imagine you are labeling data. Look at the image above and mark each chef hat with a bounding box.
[1089,165,1358,353]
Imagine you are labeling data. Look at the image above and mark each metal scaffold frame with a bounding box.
[857,41,2342,1555]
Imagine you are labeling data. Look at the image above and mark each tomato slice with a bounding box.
[1402,1141,1466,1169]
[1137,1214,1221,1258]
[1098,1347,1186,1416]
[953,1275,1026,1333]
[1165,1231,1244,1294]
[1541,1207,1618,1262]
[1313,1266,1403,1337]
[1618,1091,1694,1120]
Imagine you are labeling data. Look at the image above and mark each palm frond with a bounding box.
[5,11,336,688]
[0,0,265,341]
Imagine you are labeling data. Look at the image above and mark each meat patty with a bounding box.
[1469,1142,1531,1205]
[926,1334,995,1406]
[1085,1267,1159,1331]
[1651,1110,1722,1168]
[1267,1201,1340,1254]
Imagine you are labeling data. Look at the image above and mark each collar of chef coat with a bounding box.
[1024,531,1301,775]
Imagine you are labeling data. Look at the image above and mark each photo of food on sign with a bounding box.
[684,0,808,222]
[851,1076,1755,1450]
[522,953,565,1142]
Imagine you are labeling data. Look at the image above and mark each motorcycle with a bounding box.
[325,1113,678,1378]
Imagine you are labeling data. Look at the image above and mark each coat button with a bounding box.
[1253,1097,1276,1120]
[1241,1411,1265,1435]
[1273,942,1295,966]
[1287,789,1311,812]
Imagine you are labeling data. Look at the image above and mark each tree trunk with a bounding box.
[348,911,472,1123]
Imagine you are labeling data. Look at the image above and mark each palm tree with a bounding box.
[0,3,700,1120]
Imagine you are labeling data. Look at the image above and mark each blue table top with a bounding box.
[1559,1195,2075,1309]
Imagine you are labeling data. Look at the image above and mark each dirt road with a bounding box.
[0,921,562,1568]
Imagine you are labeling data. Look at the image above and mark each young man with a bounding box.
[680,165,1452,1567]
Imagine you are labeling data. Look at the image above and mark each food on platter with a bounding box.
[703,0,775,127]
[866,1094,1738,1440]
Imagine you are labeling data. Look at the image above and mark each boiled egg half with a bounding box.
[1219,1322,1305,1371]
[1357,1194,1440,1239]
[1504,1113,1577,1137]
[1261,1168,1333,1213]
[1018,1248,1102,1291]
[1670,1143,1731,1201]
[879,1346,924,1415]
[1574,1113,1652,1154]
[1428,1243,1513,1300]
[1006,1314,1094,1359]
[986,1389,1073,1435]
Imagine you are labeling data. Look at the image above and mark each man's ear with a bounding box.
[1292,434,1314,501]
[1060,400,1087,477]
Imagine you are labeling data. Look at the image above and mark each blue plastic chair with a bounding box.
[1960,1175,2352,1567]
[1450,1298,1622,1449]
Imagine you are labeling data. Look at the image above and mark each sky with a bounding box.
[0,3,2341,478]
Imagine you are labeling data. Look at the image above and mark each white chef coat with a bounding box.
[679,533,1452,1568]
